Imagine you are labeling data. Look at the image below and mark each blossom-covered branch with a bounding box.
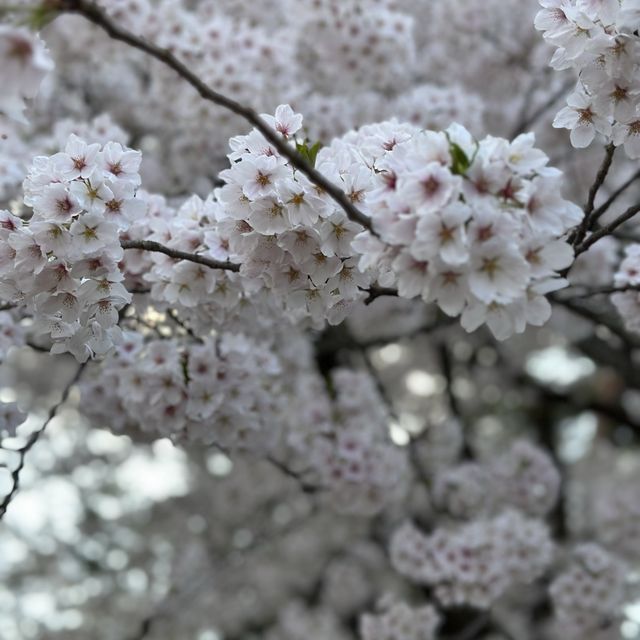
[54,0,374,232]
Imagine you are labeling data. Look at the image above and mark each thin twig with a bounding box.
[265,456,319,494]
[0,362,86,520]
[57,0,373,232]
[576,201,640,255]
[121,239,240,272]
[510,78,573,138]
[167,308,204,343]
[570,143,616,247]
[589,168,640,226]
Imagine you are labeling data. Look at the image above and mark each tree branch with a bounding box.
[120,239,240,272]
[56,0,373,232]
[0,362,86,520]
[575,201,640,255]
[589,168,640,226]
[510,78,573,138]
[364,286,399,304]
[570,143,616,247]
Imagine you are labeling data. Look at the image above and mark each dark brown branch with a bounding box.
[121,239,241,272]
[589,168,640,226]
[585,144,616,217]
[0,362,86,520]
[575,201,640,255]
[265,455,319,494]
[570,143,616,247]
[167,308,204,342]
[56,0,373,232]
[364,286,399,304]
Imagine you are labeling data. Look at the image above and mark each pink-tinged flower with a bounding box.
[397,162,459,215]
[32,184,81,222]
[411,202,471,265]
[553,88,612,148]
[248,197,291,235]
[99,141,142,185]
[468,240,530,303]
[261,104,303,138]
[69,213,120,256]
[69,170,115,215]
[53,134,101,181]
[231,155,290,200]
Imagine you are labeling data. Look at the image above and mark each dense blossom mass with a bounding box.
[536,0,640,155]
[0,1,639,639]
[0,135,143,360]
[215,109,582,339]
[391,509,554,608]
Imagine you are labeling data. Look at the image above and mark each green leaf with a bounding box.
[296,139,323,167]
[449,141,471,176]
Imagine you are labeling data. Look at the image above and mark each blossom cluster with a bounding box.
[550,543,626,639]
[611,243,640,333]
[46,0,297,194]
[282,359,411,514]
[352,122,582,339]
[390,510,554,608]
[79,332,283,450]
[214,105,583,338]
[300,368,409,516]
[122,193,246,327]
[491,439,561,517]
[360,599,440,640]
[292,0,416,95]
[536,0,640,156]
[80,329,408,515]
[0,113,130,209]
[40,0,500,196]
[433,440,561,519]
[0,134,144,361]
[216,105,374,326]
